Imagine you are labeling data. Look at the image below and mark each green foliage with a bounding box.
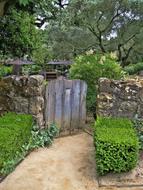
[30,123,59,149]
[0,9,44,61]
[3,0,143,65]
[32,41,52,66]
[22,64,42,75]
[46,26,96,60]
[0,65,12,78]
[133,118,143,150]
[18,0,31,6]
[0,119,59,176]
[70,53,124,114]
[44,0,143,65]
[0,112,33,173]
[94,117,139,175]
[0,0,32,17]
[124,62,143,75]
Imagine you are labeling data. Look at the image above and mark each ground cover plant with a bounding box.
[94,117,139,175]
[0,112,58,176]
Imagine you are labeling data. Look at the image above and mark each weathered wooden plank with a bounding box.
[47,80,55,125]
[44,78,87,136]
[79,81,87,128]
[62,80,72,135]
[70,80,81,134]
[44,84,49,126]
[55,79,64,129]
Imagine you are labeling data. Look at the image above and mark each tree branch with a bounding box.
[123,33,138,45]
[96,12,104,33]
[121,43,135,66]
[101,6,125,33]
[96,14,107,53]
[0,0,8,16]
[87,25,99,39]
[117,32,138,57]
[117,44,122,62]
[54,0,69,8]
[88,24,106,53]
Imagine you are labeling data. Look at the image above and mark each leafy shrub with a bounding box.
[30,123,59,149]
[124,62,143,75]
[70,53,124,115]
[0,112,33,172]
[0,9,45,62]
[94,117,139,175]
[22,64,42,75]
[0,65,12,78]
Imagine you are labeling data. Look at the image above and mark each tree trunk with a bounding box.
[0,1,7,16]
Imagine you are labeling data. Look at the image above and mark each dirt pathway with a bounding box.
[0,133,143,190]
[0,133,98,190]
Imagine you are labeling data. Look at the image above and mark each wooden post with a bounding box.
[12,65,22,75]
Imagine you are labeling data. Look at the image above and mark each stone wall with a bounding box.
[97,77,143,119]
[0,75,45,127]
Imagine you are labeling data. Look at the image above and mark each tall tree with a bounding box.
[44,0,143,66]
[0,0,31,16]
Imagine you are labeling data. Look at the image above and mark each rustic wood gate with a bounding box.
[44,78,87,136]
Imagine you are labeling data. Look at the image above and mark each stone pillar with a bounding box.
[97,77,143,119]
[0,75,45,127]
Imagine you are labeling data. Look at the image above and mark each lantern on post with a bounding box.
[6,59,33,75]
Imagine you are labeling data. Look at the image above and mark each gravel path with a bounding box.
[0,132,143,190]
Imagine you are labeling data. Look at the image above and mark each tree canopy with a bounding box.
[0,2,49,64]
[0,0,31,16]
[43,0,143,66]
[1,0,143,67]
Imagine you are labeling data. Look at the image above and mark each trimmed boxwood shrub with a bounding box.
[94,117,139,175]
[0,112,33,171]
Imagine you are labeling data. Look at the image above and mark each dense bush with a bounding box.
[0,113,33,171]
[124,62,143,75]
[94,117,139,175]
[22,64,42,75]
[70,53,124,115]
[0,9,48,64]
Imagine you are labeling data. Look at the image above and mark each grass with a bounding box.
[0,112,33,172]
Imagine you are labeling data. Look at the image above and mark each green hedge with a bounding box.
[0,112,33,171]
[94,117,139,175]
[124,62,143,75]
